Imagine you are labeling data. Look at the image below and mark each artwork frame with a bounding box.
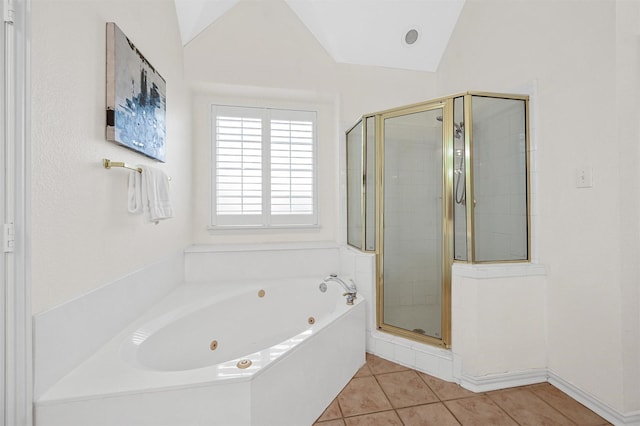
[106,22,167,162]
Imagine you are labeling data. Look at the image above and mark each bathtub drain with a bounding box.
[210,340,218,351]
[258,289,266,298]
[308,316,315,325]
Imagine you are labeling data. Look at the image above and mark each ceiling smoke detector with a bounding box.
[404,28,419,45]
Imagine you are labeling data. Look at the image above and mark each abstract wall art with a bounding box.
[106,22,166,161]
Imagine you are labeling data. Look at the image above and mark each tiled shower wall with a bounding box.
[472,98,528,261]
[382,126,442,336]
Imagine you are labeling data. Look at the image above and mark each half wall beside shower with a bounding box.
[346,92,530,348]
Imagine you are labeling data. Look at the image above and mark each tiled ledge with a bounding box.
[184,242,341,282]
[452,262,546,279]
[366,330,454,382]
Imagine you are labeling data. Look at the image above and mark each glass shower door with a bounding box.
[379,106,447,342]
[346,120,363,249]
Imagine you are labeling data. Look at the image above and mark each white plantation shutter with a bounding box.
[216,116,262,214]
[211,105,317,228]
[269,109,316,225]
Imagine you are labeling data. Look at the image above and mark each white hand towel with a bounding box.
[127,170,143,214]
[141,166,174,223]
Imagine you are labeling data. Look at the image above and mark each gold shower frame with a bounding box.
[460,92,531,264]
[346,91,531,348]
[376,98,453,348]
[346,114,377,253]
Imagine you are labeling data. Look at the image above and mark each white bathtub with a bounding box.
[35,277,366,426]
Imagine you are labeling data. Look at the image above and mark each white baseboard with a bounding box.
[548,370,640,426]
[366,336,640,426]
[454,368,639,425]
[458,369,548,393]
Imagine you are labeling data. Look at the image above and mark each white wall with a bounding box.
[438,0,637,414]
[451,264,547,392]
[184,0,438,245]
[615,0,640,415]
[30,0,192,314]
[184,0,437,123]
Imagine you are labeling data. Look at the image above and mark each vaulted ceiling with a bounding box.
[174,0,465,72]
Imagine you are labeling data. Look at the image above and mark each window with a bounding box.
[210,105,318,228]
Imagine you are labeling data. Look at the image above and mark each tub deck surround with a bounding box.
[184,241,342,283]
[35,277,366,426]
[33,250,185,400]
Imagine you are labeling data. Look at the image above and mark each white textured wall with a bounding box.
[31,0,192,314]
[451,266,547,382]
[184,0,438,245]
[615,0,640,414]
[439,0,635,414]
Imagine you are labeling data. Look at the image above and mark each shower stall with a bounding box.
[346,92,530,348]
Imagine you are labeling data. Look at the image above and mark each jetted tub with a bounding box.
[35,277,366,426]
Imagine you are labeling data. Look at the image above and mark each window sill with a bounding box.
[207,224,321,233]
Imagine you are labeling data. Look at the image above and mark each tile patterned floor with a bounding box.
[314,353,610,426]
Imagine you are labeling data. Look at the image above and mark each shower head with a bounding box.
[435,115,464,139]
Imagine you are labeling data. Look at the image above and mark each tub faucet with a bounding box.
[323,274,357,305]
